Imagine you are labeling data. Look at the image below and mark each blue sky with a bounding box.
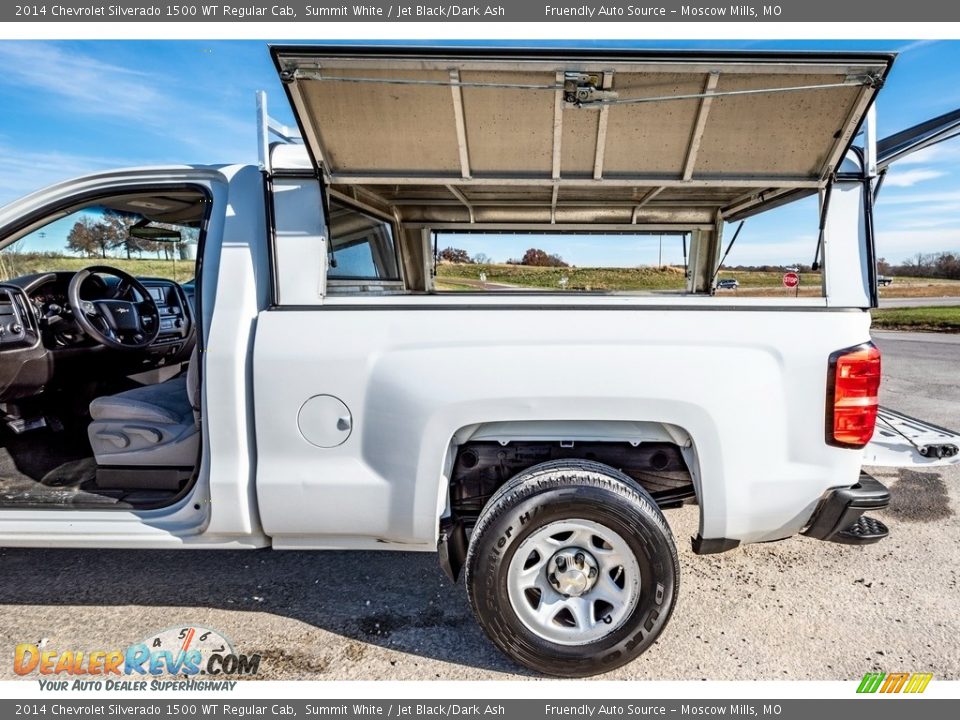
[1,39,958,266]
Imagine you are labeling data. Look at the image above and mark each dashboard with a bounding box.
[0,271,196,402]
[141,281,194,349]
[16,272,193,352]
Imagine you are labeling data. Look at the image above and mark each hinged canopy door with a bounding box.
[272,47,892,216]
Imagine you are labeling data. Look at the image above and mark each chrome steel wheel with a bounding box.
[506,518,641,646]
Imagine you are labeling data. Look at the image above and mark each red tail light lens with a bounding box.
[827,343,882,448]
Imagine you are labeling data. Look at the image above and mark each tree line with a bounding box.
[439,247,569,267]
[65,211,179,260]
[878,252,960,280]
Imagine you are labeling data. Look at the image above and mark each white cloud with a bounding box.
[722,236,818,266]
[896,40,940,54]
[0,42,255,161]
[887,215,960,231]
[879,190,960,205]
[0,43,166,126]
[880,201,960,223]
[882,168,946,187]
[875,227,960,262]
[0,145,140,206]
[889,139,960,166]
[0,43,260,206]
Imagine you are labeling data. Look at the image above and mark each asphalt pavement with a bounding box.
[0,331,957,681]
[873,331,960,429]
[878,296,960,308]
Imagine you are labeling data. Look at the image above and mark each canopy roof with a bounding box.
[272,47,894,227]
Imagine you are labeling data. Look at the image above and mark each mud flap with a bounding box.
[437,515,468,583]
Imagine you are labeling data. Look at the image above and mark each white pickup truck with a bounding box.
[0,47,958,676]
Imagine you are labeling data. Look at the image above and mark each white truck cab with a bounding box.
[0,47,957,676]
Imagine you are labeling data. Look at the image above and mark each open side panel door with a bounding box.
[864,108,960,468]
[272,47,891,184]
[864,406,960,467]
[876,107,960,171]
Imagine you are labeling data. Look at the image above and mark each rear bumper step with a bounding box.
[803,472,890,545]
[834,515,889,544]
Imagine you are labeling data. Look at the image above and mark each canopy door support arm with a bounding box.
[450,69,472,179]
[683,72,721,181]
[632,187,665,223]
[446,185,475,224]
[593,72,613,180]
[552,72,564,181]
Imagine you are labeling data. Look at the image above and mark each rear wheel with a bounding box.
[464,460,679,676]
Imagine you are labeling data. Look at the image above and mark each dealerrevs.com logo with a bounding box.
[14,626,261,691]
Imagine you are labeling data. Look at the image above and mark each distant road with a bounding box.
[871,330,960,430]
[878,296,960,308]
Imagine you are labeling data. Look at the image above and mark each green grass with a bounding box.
[437,263,683,291]
[872,306,960,332]
[436,263,820,291]
[0,252,190,283]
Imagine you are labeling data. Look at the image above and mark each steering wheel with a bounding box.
[67,266,161,351]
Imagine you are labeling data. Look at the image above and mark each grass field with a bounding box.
[0,253,191,283]
[435,262,960,298]
[436,262,824,292]
[872,306,960,332]
[877,281,960,298]
[437,263,689,291]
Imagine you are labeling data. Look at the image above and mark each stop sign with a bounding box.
[783,272,800,288]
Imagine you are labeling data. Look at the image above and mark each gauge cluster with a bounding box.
[27,275,109,347]
[31,289,68,314]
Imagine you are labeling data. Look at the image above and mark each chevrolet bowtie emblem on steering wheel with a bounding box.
[115,307,129,314]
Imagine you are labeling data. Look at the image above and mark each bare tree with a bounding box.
[66,217,108,257]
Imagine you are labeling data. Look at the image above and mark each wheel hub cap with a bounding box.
[547,548,599,596]
[506,519,642,646]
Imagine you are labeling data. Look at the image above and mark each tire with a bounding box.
[464,459,679,677]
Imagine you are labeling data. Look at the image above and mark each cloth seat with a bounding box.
[90,376,192,425]
[87,349,199,467]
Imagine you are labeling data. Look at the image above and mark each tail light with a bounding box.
[827,342,882,448]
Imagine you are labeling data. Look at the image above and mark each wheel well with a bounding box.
[449,439,695,522]
[437,437,697,583]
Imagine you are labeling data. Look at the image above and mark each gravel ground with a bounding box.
[0,330,956,681]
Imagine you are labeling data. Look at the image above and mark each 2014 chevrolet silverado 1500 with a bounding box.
[0,47,958,676]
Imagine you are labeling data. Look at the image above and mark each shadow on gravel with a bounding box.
[887,468,953,522]
[0,546,528,676]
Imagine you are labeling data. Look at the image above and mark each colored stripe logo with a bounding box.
[857,672,933,694]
